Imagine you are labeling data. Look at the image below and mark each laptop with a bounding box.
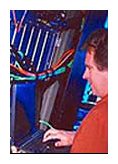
[10,82,71,154]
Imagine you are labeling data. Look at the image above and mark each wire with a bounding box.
[10,48,74,82]
[12,10,17,28]
[39,120,55,129]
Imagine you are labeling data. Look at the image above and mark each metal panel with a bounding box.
[40,81,59,130]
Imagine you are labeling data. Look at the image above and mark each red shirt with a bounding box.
[70,95,108,153]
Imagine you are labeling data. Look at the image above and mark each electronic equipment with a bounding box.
[10,81,71,154]
[11,131,70,153]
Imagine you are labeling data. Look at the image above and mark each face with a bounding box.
[83,51,108,98]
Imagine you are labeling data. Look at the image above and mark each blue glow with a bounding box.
[77,108,89,119]
[82,82,91,103]
[104,17,108,29]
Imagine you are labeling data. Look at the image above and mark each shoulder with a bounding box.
[79,95,108,129]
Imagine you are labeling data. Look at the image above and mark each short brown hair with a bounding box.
[83,29,108,71]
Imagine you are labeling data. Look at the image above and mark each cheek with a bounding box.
[91,72,103,91]
[90,72,99,87]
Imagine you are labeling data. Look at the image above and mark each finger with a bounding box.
[43,133,59,142]
[55,141,63,147]
[43,135,52,142]
[55,139,68,147]
[43,128,57,141]
[43,129,53,141]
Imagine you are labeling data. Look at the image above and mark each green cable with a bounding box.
[10,74,36,81]
[39,120,55,129]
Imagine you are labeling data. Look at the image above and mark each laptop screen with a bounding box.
[10,80,60,145]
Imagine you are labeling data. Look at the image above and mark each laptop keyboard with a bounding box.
[15,130,71,153]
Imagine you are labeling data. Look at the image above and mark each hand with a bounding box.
[43,128,76,147]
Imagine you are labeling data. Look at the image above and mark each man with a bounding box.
[43,29,108,153]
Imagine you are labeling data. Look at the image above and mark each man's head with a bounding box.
[82,29,108,98]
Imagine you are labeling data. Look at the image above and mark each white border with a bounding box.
[0,0,118,163]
